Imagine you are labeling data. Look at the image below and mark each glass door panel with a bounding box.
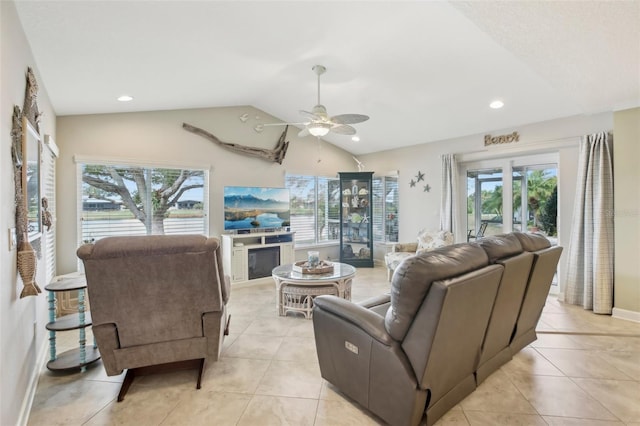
[467,169,503,241]
[512,170,525,232]
[512,166,558,237]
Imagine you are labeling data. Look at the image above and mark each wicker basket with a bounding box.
[281,284,338,319]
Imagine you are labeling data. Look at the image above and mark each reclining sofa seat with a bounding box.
[474,234,534,384]
[474,232,562,383]
[313,243,504,426]
[77,235,230,401]
[510,232,563,353]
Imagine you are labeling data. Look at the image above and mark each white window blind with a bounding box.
[372,177,384,242]
[42,137,57,284]
[372,175,399,243]
[285,174,339,246]
[77,162,208,245]
[319,177,340,242]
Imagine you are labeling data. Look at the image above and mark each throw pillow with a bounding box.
[416,230,454,254]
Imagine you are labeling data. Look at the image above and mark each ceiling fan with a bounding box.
[264,65,369,138]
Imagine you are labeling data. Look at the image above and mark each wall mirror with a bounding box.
[22,116,41,240]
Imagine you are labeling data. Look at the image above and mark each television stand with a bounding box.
[221,231,295,285]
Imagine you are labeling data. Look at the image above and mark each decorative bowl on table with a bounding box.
[292,260,334,274]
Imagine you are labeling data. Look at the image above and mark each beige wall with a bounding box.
[56,106,356,273]
[360,113,613,296]
[613,107,640,315]
[1,2,57,424]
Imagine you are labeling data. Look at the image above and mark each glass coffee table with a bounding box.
[272,262,356,319]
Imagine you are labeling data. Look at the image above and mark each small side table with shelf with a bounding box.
[45,273,100,372]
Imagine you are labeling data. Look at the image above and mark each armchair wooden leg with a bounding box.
[224,315,231,336]
[196,358,205,389]
[117,369,136,402]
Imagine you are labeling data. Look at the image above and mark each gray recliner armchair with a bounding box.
[77,235,230,401]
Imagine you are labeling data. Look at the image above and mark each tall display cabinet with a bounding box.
[339,172,374,267]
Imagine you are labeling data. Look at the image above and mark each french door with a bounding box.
[464,157,559,292]
[464,156,558,241]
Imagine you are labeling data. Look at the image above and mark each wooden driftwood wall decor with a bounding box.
[23,67,42,133]
[11,106,26,238]
[183,123,289,164]
[11,68,42,297]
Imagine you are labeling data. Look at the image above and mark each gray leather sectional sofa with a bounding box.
[312,232,562,426]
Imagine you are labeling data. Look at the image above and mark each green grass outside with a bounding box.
[82,209,204,220]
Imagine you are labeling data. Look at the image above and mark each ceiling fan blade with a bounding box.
[330,114,369,125]
[262,122,309,127]
[330,124,357,135]
[298,127,310,137]
[300,110,321,121]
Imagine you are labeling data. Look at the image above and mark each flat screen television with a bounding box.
[224,186,290,231]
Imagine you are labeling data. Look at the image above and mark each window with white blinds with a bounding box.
[373,177,384,242]
[77,161,209,244]
[372,175,399,243]
[42,137,58,284]
[285,174,339,246]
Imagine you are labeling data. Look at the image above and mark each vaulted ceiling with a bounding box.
[14,1,640,155]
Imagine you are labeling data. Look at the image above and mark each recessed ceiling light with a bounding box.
[117,95,134,102]
[352,136,360,142]
[489,100,504,109]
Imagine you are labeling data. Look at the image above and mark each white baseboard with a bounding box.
[612,307,640,323]
[17,336,49,426]
[554,297,639,323]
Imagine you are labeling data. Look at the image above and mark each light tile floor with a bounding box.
[28,266,640,425]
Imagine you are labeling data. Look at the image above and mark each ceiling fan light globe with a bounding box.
[308,124,331,137]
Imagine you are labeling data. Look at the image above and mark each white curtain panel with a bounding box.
[565,132,614,314]
[439,154,458,237]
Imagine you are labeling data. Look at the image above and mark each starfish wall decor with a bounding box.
[409,170,431,192]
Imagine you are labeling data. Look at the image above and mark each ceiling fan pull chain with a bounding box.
[316,136,323,163]
[317,70,321,105]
